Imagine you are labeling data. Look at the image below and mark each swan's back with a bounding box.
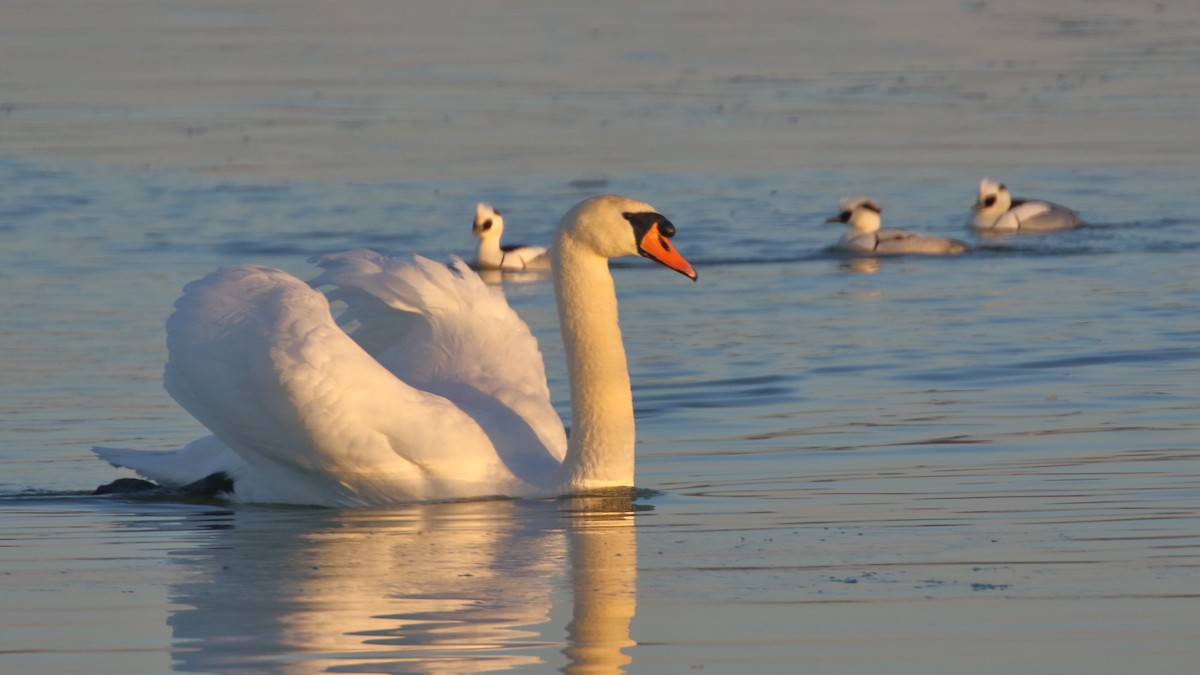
[163,264,466,504]
[311,251,567,460]
[150,255,566,505]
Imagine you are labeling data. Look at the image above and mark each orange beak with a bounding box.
[638,223,697,281]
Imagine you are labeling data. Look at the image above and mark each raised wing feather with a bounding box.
[161,264,520,505]
[310,251,568,461]
[100,253,568,505]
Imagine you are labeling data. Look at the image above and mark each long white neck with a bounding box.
[552,230,635,490]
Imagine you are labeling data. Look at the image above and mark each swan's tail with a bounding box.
[93,435,242,488]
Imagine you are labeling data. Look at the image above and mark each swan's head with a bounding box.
[472,202,505,241]
[558,195,697,280]
[825,196,882,232]
[973,178,1012,214]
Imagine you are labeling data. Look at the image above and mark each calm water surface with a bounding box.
[3,1,1200,673]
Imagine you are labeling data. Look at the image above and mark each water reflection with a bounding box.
[837,257,882,274]
[561,498,638,675]
[166,495,639,674]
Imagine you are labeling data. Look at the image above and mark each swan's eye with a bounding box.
[624,211,674,240]
[838,210,851,221]
[983,196,996,207]
[481,219,493,230]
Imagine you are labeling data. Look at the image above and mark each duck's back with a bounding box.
[998,200,1083,231]
[875,228,967,255]
[839,228,966,255]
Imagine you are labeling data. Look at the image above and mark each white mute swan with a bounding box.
[827,197,967,255]
[95,195,697,506]
[972,178,1083,231]
[472,202,550,270]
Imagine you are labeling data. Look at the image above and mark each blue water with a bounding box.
[3,0,1200,671]
[2,155,1198,673]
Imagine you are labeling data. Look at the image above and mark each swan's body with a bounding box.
[971,178,1083,232]
[472,202,549,270]
[95,195,696,507]
[828,197,967,255]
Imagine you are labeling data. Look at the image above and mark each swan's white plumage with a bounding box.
[96,195,693,507]
[159,260,548,505]
[311,251,568,464]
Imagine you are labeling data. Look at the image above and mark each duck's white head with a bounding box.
[472,202,505,241]
[826,196,882,232]
[974,178,1012,215]
[556,195,696,280]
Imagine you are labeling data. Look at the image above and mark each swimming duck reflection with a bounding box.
[165,495,640,674]
[838,257,882,274]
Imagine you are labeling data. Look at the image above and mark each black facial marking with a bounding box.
[983,196,997,207]
[481,218,493,231]
[998,183,1007,191]
[861,202,881,214]
[624,211,677,257]
[835,210,851,223]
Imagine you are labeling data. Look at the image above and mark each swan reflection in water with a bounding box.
[166,494,640,674]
